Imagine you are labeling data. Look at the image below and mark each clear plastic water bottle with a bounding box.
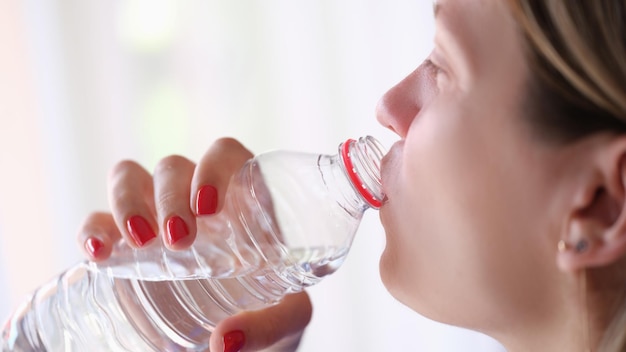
[2,136,385,352]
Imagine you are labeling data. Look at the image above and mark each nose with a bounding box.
[376,63,437,138]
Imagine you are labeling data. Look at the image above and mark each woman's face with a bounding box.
[378,0,571,332]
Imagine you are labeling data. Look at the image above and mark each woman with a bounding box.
[78,0,626,351]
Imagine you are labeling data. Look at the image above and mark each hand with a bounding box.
[76,137,312,352]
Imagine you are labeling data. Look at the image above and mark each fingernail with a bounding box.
[166,216,189,246]
[126,215,156,246]
[223,330,245,352]
[85,237,104,257]
[196,185,218,215]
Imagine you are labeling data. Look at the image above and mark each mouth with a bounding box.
[380,140,404,203]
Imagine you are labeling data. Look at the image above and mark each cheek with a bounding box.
[378,106,549,327]
[379,117,475,312]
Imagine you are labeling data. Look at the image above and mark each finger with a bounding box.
[76,211,121,261]
[191,138,254,216]
[108,160,158,248]
[210,292,313,352]
[152,155,197,250]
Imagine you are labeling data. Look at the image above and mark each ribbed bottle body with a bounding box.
[3,248,344,352]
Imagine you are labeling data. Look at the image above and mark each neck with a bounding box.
[496,270,598,352]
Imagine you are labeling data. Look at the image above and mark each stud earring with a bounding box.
[574,239,589,253]
[557,239,589,253]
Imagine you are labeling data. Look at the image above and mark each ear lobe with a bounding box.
[557,140,626,273]
[557,215,626,272]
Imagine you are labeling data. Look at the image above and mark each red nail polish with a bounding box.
[196,185,218,215]
[126,215,156,246]
[223,330,245,352]
[166,216,189,245]
[85,237,104,257]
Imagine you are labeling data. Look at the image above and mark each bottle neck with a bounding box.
[339,136,385,209]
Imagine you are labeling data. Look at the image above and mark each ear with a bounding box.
[557,136,626,272]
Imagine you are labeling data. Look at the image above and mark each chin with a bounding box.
[378,238,405,300]
[377,225,441,323]
[378,251,427,321]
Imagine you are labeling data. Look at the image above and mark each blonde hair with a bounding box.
[508,1,626,350]
[509,0,626,143]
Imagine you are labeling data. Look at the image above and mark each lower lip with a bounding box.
[380,140,403,193]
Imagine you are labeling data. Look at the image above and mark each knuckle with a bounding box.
[153,155,191,175]
[155,190,179,213]
[108,187,138,208]
[108,159,143,183]
[206,138,253,167]
[79,212,103,232]
[83,211,110,224]
[212,137,244,151]
[107,160,153,205]
[78,212,111,237]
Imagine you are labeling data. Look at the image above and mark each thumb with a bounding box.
[209,292,312,352]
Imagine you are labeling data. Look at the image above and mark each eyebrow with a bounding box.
[431,1,471,81]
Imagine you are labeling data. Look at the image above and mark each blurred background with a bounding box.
[0,1,505,351]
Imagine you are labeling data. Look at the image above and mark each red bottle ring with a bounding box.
[341,139,382,208]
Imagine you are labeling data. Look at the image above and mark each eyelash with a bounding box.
[424,59,443,77]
